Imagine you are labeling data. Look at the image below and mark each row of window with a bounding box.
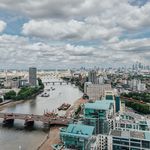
[113,138,150,148]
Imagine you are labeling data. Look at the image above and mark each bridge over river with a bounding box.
[0,112,71,127]
[43,81,69,85]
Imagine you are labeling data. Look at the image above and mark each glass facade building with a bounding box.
[111,130,150,150]
[60,124,94,150]
[84,100,114,134]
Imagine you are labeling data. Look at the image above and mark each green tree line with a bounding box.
[121,92,150,103]
[4,78,44,101]
[125,101,150,114]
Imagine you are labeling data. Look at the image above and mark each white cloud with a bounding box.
[0,0,150,68]
[18,0,150,41]
[22,19,84,40]
[0,34,149,69]
[22,19,122,41]
[0,20,6,32]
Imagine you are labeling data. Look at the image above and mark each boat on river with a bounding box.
[51,87,55,91]
[58,103,71,111]
[41,92,50,97]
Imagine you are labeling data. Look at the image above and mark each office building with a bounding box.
[29,67,37,86]
[60,124,94,150]
[84,83,112,100]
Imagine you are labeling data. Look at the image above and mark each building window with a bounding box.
[142,141,150,148]
[130,142,140,147]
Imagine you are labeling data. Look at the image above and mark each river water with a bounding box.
[0,77,83,150]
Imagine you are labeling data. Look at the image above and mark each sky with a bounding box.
[0,0,150,69]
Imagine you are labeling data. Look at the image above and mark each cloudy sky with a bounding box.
[0,0,150,69]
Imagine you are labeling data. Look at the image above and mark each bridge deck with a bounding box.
[0,112,70,125]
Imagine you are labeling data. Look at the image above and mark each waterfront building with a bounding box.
[111,130,150,150]
[29,67,37,86]
[4,79,11,88]
[19,79,28,87]
[91,130,150,150]
[84,83,112,100]
[115,112,150,132]
[4,79,19,88]
[60,124,94,150]
[11,80,19,88]
[84,100,114,134]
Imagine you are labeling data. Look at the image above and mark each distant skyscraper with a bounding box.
[88,70,97,84]
[29,67,37,86]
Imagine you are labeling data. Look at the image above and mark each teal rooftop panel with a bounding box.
[84,100,114,110]
[65,124,94,136]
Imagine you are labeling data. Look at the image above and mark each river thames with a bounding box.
[0,77,83,150]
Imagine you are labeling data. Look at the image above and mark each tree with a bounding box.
[4,90,16,100]
[0,98,3,103]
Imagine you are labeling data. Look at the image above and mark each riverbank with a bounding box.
[0,100,27,111]
[38,126,61,150]
[38,97,87,150]
[65,97,88,118]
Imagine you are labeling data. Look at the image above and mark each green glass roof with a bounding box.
[64,124,94,136]
[84,100,114,110]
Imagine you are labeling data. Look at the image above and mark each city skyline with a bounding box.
[0,0,150,69]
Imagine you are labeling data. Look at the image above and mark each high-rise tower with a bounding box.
[29,67,37,86]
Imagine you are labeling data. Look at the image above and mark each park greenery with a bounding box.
[74,105,82,119]
[125,101,150,114]
[4,78,44,101]
[121,92,150,103]
[0,98,3,103]
[121,92,150,114]
[4,90,16,100]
